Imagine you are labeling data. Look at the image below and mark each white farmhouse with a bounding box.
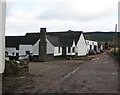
[47,30,87,57]
[5,29,89,61]
[5,36,24,58]
[86,40,99,54]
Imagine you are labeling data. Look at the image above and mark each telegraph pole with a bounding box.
[114,24,117,53]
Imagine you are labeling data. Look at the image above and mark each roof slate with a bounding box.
[20,33,40,45]
[5,36,24,48]
[6,30,82,48]
[47,31,82,47]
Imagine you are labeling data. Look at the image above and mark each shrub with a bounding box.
[3,60,29,77]
[3,61,19,77]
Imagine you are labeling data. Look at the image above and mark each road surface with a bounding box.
[13,52,118,93]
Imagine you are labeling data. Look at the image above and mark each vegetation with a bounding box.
[3,60,29,77]
[2,60,29,93]
[84,32,120,43]
[84,32,120,62]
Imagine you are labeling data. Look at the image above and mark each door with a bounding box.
[62,47,66,57]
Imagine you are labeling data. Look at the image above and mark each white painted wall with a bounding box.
[54,47,62,56]
[100,45,103,50]
[67,41,76,55]
[19,45,33,56]
[47,39,54,54]
[0,2,6,73]
[33,40,39,55]
[6,48,16,56]
[32,38,54,55]
[77,33,88,56]
[86,40,98,53]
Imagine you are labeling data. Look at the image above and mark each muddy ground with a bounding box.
[3,52,119,93]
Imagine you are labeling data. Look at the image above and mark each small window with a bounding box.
[72,47,75,52]
[16,53,19,56]
[58,47,60,53]
[16,47,19,50]
[12,52,14,56]
[26,51,30,55]
[90,45,92,50]
[68,47,71,53]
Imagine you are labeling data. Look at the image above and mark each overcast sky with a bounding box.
[5,0,119,36]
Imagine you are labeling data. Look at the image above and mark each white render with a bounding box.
[100,45,103,50]
[19,45,33,56]
[77,33,88,56]
[47,39,54,54]
[0,2,6,73]
[6,48,17,56]
[66,41,76,55]
[32,39,54,56]
[33,40,40,55]
[86,40,98,53]
[54,47,62,56]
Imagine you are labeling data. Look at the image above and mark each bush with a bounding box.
[3,60,29,77]
[3,61,19,77]
[112,48,120,63]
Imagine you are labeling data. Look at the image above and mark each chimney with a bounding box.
[39,28,46,62]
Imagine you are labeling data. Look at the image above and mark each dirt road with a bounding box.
[14,52,118,93]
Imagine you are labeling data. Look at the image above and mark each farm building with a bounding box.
[5,28,103,61]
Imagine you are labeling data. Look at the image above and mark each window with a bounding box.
[16,53,19,56]
[26,51,30,55]
[16,47,19,50]
[12,52,14,56]
[72,47,75,52]
[68,47,71,53]
[90,45,92,50]
[58,47,60,53]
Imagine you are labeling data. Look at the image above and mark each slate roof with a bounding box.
[47,30,82,47]
[5,36,24,48]
[6,30,82,48]
[20,33,40,45]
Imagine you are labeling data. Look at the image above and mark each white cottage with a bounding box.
[5,29,89,61]
[86,40,99,54]
[47,30,88,57]
[5,36,24,57]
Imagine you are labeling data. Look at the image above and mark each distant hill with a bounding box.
[84,32,120,43]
